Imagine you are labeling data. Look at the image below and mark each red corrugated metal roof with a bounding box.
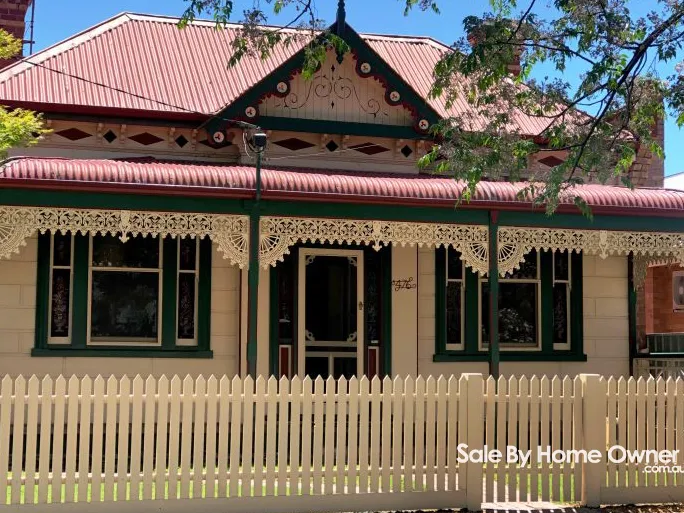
[0,13,553,135]
[3,157,684,215]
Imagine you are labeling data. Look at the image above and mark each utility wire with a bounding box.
[21,59,260,130]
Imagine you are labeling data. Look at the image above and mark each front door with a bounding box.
[297,248,364,378]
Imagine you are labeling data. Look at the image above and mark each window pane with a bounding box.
[481,283,538,345]
[333,356,357,379]
[554,250,569,281]
[505,249,538,279]
[91,271,159,339]
[179,237,197,271]
[177,273,196,339]
[92,235,159,268]
[53,233,72,267]
[305,356,329,379]
[50,269,71,337]
[447,248,463,280]
[446,282,462,344]
[553,283,569,345]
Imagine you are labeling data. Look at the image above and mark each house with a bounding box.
[630,171,684,377]
[0,3,681,380]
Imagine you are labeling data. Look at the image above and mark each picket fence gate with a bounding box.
[0,373,684,512]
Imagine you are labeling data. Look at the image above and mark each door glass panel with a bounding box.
[305,356,329,379]
[305,255,357,342]
[333,356,357,379]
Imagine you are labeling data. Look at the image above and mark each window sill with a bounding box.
[31,348,214,358]
[433,352,587,363]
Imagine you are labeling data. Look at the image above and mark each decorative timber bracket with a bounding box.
[498,226,684,287]
[0,206,250,269]
[259,216,490,275]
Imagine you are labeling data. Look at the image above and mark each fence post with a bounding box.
[579,373,606,507]
[463,373,484,511]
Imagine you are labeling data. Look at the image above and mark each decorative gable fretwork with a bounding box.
[498,226,684,285]
[0,206,249,268]
[259,216,490,275]
[258,51,417,127]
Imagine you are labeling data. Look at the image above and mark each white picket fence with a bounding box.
[1,373,684,512]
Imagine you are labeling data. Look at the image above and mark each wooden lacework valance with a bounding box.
[498,226,684,286]
[259,216,490,275]
[1,207,683,283]
[0,206,250,269]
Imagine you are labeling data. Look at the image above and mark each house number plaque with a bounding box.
[391,277,417,291]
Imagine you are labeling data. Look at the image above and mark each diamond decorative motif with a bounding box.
[538,155,565,167]
[175,135,189,148]
[350,143,389,156]
[103,130,117,143]
[400,145,413,158]
[326,140,339,152]
[129,132,164,146]
[56,128,91,141]
[273,138,316,151]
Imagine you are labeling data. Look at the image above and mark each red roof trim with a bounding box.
[2,157,684,217]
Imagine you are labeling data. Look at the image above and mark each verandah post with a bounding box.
[463,373,484,511]
[488,211,500,378]
[247,136,266,376]
[579,373,606,507]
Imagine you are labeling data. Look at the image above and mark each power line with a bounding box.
[21,59,260,130]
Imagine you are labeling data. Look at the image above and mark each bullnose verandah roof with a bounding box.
[3,157,684,217]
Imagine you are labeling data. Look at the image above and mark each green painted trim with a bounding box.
[433,247,585,362]
[31,348,214,358]
[34,234,51,350]
[464,267,479,353]
[498,210,684,232]
[381,246,392,377]
[259,117,426,139]
[628,255,637,374]
[269,265,279,376]
[488,212,500,377]
[540,250,553,354]
[161,237,177,349]
[211,22,440,137]
[257,200,489,224]
[0,189,247,215]
[433,352,588,362]
[570,252,584,357]
[434,248,446,357]
[34,233,213,356]
[11,189,684,233]
[71,235,89,348]
[197,237,213,352]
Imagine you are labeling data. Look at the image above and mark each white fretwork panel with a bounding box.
[259,50,414,126]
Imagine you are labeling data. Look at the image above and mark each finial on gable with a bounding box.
[336,0,346,36]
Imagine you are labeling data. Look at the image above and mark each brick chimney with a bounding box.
[0,0,32,68]
[628,116,665,188]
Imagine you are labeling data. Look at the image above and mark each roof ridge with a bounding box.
[0,12,132,81]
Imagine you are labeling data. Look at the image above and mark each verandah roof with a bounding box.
[3,157,684,217]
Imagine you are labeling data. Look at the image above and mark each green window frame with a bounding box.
[33,232,213,358]
[434,247,585,362]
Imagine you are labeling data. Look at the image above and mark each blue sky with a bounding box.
[28,0,684,176]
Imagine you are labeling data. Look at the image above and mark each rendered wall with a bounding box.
[0,237,241,377]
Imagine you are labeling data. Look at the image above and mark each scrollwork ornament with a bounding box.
[498,226,684,278]
[0,206,250,268]
[260,216,490,274]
